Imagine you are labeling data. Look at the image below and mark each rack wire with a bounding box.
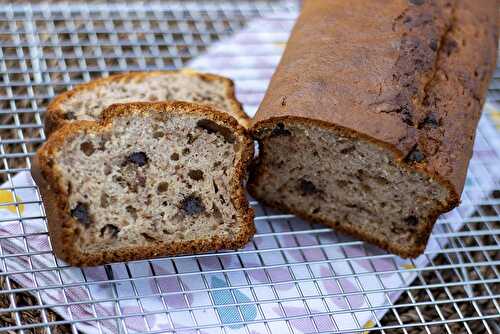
[0,1,499,333]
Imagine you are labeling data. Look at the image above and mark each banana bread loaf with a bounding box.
[45,70,249,136]
[33,102,255,266]
[248,0,498,257]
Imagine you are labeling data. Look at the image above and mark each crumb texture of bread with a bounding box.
[249,0,497,257]
[46,71,249,135]
[35,102,254,266]
[249,122,449,257]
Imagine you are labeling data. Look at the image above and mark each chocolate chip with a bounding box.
[125,152,148,167]
[66,111,76,120]
[188,169,204,181]
[196,119,235,143]
[420,114,439,128]
[170,152,179,161]
[404,215,419,226]
[180,195,205,215]
[404,146,425,163]
[71,202,91,225]
[340,146,356,154]
[299,178,318,195]
[157,182,169,193]
[80,142,95,156]
[409,0,425,5]
[100,224,119,238]
[270,122,291,137]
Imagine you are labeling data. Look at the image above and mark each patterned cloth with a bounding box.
[0,12,499,334]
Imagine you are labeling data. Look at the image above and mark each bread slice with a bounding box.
[44,70,250,136]
[248,0,498,258]
[33,102,255,266]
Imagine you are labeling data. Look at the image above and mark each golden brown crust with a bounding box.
[33,101,255,266]
[45,70,250,136]
[249,0,497,258]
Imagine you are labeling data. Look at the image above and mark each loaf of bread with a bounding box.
[45,70,249,136]
[33,102,255,266]
[248,0,498,257]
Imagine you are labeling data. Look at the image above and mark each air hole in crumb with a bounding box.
[80,142,95,156]
[182,148,190,156]
[212,205,223,220]
[170,152,179,161]
[126,205,138,220]
[157,182,169,193]
[373,175,389,185]
[104,165,112,175]
[312,208,320,214]
[340,146,355,154]
[66,111,76,120]
[219,194,226,205]
[153,131,164,139]
[213,161,221,168]
[361,184,372,192]
[213,180,219,193]
[187,133,199,144]
[196,119,235,143]
[188,170,204,181]
[100,193,110,208]
[180,195,205,215]
[141,233,157,242]
[71,203,92,225]
[336,180,348,188]
[100,224,119,238]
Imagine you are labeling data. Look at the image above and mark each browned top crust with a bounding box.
[34,101,255,266]
[253,0,498,198]
[45,70,250,135]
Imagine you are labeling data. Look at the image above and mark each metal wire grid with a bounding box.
[0,1,498,333]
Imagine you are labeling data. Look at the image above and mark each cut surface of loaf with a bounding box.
[248,0,498,257]
[45,70,249,135]
[33,102,255,266]
[250,121,450,257]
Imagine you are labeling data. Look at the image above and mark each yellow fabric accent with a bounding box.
[0,189,24,214]
[402,263,416,270]
[363,320,376,333]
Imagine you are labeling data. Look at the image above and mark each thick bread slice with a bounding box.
[248,0,498,258]
[33,102,255,266]
[45,70,250,136]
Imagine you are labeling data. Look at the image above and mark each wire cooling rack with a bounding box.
[0,1,499,333]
